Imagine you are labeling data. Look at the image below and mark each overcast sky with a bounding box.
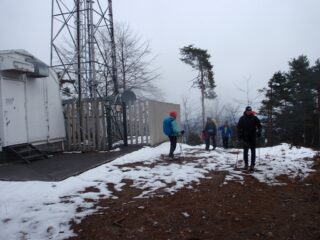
[1,0,320,112]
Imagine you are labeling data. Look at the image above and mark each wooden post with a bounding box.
[66,103,72,151]
[101,101,107,150]
[106,103,113,150]
[71,102,76,151]
[77,103,82,150]
[81,101,87,152]
[122,102,128,146]
[85,101,90,150]
[129,101,133,145]
[134,101,138,144]
[144,101,149,144]
[139,101,143,144]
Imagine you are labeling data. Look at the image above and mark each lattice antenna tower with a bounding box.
[50,0,118,101]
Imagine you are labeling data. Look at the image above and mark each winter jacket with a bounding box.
[219,126,232,138]
[163,116,180,136]
[237,113,262,140]
[204,120,217,136]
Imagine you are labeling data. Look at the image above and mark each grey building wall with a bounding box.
[148,100,180,146]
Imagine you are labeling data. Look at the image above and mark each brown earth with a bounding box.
[66,155,320,240]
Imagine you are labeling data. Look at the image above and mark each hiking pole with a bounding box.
[235,140,240,169]
[235,151,239,169]
[257,137,261,166]
[179,134,185,160]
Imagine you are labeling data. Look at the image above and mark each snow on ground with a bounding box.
[0,143,317,240]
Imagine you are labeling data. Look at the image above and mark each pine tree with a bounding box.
[287,56,314,145]
[259,55,320,147]
[259,72,289,145]
[180,45,216,129]
[310,59,320,146]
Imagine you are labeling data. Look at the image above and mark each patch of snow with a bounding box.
[0,142,317,240]
[181,212,190,218]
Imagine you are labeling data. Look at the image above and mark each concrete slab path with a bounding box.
[0,145,142,181]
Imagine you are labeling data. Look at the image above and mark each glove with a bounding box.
[180,130,185,135]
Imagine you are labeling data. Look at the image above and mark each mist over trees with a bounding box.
[180,45,216,129]
[259,55,320,148]
[111,23,163,99]
[58,20,320,150]
[181,95,241,146]
[60,23,162,100]
[181,54,320,149]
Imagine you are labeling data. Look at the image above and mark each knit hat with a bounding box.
[170,111,177,119]
[245,106,252,111]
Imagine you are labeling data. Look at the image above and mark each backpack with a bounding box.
[163,117,173,136]
[206,124,216,135]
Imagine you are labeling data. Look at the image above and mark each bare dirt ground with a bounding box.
[67,155,320,240]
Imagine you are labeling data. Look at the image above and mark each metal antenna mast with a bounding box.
[50,0,119,99]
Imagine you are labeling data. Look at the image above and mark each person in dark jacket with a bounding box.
[219,121,232,149]
[163,111,184,158]
[237,106,262,171]
[204,117,217,150]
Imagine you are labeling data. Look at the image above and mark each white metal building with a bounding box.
[0,50,65,152]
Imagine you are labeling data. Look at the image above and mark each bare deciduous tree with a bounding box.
[181,94,203,144]
[58,23,163,100]
[224,103,241,126]
[99,23,163,99]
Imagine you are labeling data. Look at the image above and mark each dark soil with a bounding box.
[66,156,320,240]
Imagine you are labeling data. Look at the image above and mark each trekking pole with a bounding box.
[257,138,261,166]
[258,146,261,166]
[178,135,184,160]
[254,136,259,166]
[235,140,239,169]
[235,151,239,169]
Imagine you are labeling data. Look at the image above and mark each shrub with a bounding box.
[187,132,202,146]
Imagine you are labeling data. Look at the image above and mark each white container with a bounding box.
[0,50,65,150]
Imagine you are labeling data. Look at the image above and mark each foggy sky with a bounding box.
[1,0,320,113]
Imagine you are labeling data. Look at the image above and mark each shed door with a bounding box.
[2,79,27,146]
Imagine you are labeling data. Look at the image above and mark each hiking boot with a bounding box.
[249,165,255,172]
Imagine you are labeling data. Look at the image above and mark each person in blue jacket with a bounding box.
[219,121,232,149]
[163,111,184,158]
